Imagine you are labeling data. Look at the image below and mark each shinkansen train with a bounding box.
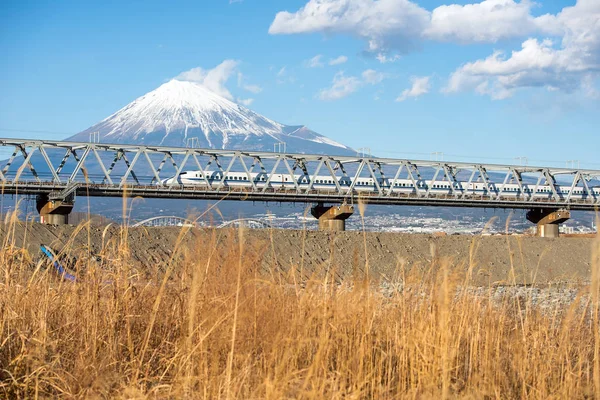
[162,170,600,199]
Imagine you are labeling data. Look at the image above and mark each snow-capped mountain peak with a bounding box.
[68,80,354,155]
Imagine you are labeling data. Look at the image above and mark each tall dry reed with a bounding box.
[0,211,598,399]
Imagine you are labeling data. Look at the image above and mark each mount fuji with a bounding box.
[67,79,355,155]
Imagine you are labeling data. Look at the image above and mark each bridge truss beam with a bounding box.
[0,138,598,214]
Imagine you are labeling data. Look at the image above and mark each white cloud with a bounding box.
[270,0,599,98]
[242,84,262,94]
[305,54,324,68]
[237,72,263,93]
[318,72,362,100]
[270,0,430,53]
[269,0,557,53]
[175,60,263,105]
[444,39,567,99]
[583,76,600,99]
[238,98,255,106]
[175,60,239,100]
[397,76,431,101]
[362,69,386,84]
[444,0,600,99]
[329,55,348,65]
[318,69,387,100]
[425,0,557,43]
[276,66,296,84]
[376,53,401,64]
[271,0,600,101]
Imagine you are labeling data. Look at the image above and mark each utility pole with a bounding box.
[89,131,100,143]
[357,147,371,157]
[274,142,286,153]
[566,160,580,169]
[430,151,444,161]
[186,137,200,148]
[514,156,528,166]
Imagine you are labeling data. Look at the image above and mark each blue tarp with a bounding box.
[40,245,77,282]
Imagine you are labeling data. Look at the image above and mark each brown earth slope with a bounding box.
[0,222,595,285]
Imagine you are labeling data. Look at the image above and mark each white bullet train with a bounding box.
[163,170,600,200]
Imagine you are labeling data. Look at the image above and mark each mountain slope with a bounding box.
[67,80,355,155]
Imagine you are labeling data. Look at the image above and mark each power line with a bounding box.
[370,148,600,167]
[0,127,75,136]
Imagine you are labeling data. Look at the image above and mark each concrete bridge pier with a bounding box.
[526,208,571,238]
[36,194,74,225]
[311,203,354,231]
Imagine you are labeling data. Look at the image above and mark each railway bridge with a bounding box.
[1,138,598,237]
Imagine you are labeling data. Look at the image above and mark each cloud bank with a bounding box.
[270,0,600,99]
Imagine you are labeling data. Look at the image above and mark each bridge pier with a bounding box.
[311,203,354,231]
[36,194,74,225]
[526,208,571,238]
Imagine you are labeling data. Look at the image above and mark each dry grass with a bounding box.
[0,210,599,399]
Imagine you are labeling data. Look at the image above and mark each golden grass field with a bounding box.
[1,207,600,399]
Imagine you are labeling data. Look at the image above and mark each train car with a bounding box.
[161,170,600,200]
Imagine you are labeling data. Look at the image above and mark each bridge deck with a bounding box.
[2,181,598,211]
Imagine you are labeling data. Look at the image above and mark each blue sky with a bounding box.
[0,0,598,167]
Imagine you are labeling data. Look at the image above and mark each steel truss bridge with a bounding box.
[0,138,599,213]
